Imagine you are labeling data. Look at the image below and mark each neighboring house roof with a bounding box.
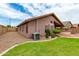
[62,21,73,27]
[73,24,79,28]
[17,13,64,27]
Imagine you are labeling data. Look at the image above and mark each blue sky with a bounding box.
[0,3,79,26]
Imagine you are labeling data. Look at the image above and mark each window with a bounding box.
[22,26,24,32]
[50,21,53,23]
[19,27,21,31]
[26,25,28,33]
[51,25,54,29]
[21,26,22,31]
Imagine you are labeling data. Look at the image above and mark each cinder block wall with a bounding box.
[71,28,79,34]
[7,27,17,32]
[0,25,7,35]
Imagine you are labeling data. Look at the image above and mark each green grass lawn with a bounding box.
[3,37,79,56]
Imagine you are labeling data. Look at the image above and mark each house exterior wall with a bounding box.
[36,16,55,37]
[17,15,62,39]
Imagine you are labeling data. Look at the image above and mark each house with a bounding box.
[0,25,7,35]
[73,24,79,28]
[62,21,73,31]
[63,21,73,29]
[17,13,64,39]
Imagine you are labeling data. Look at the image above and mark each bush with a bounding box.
[45,27,61,38]
[45,29,51,38]
[50,33,56,38]
[52,27,61,34]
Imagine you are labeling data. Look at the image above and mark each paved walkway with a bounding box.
[60,32,79,38]
[0,32,31,53]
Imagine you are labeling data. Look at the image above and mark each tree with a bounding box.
[7,25,11,28]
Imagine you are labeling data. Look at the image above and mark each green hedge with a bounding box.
[52,27,61,34]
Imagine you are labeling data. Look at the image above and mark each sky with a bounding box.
[0,3,79,26]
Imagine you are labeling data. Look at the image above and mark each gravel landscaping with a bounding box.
[0,32,31,53]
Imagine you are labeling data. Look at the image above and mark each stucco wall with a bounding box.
[37,16,55,36]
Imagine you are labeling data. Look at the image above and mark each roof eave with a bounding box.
[17,13,64,27]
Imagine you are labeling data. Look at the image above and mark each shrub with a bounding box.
[52,27,61,34]
[45,29,51,38]
[45,27,61,38]
[50,32,56,38]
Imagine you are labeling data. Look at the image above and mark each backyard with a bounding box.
[3,37,79,56]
